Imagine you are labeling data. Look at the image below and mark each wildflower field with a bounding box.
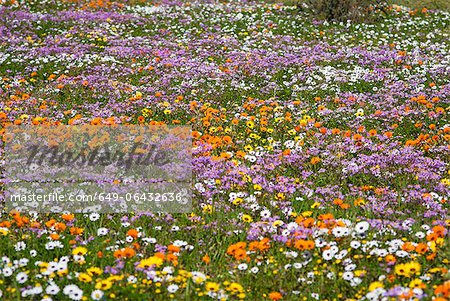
[0,0,450,300]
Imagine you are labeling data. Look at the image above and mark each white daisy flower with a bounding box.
[342,271,354,281]
[14,241,26,251]
[354,221,370,233]
[415,231,425,239]
[2,268,13,277]
[16,272,28,284]
[89,213,100,221]
[91,290,104,300]
[332,227,349,238]
[350,241,361,249]
[63,284,81,296]
[173,240,187,247]
[69,289,83,301]
[167,284,179,293]
[322,250,334,261]
[260,209,271,218]
[46,284,60,295]
[97,228,109,236]
[350,277,362,286]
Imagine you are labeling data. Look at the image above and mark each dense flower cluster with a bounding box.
[0,0,449,300]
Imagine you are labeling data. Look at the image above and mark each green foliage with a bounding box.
[294,0,389,21]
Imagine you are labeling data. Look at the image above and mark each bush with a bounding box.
[296,0,388,22]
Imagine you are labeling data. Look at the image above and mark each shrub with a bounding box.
[296,0,388,22]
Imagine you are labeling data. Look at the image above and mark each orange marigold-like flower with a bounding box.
[268,292,282,300]
[434,280,450,298]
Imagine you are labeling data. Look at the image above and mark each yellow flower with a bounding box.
[78,273,92,283]
[232,198,244,205]
[244,145,253,152]
[427,240,437,252]
[311,202,321,209]
[202,205,213,214]
[205,282,220,292]
[276,193,285,200]
[245,120,254,129]
[39,262,49,273]
[193,273,206,284]
[395,264,407,276]
[72,247,88,256]
[355,109,364,117]
[141,108,150,117]
[138,256,163,269]
[242,215,253,223]
[95,280,113,290]
[409,279,425,289]
[108,275,124,282]
[395,262,421,277]
[253,184,262,191]
[228,283,244,294]
[272,220,283,227]
[0,228,8,236]
[57,269,68,276]
[406,261,421,276]
[429,267,443,273]
[87,267,103,276]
